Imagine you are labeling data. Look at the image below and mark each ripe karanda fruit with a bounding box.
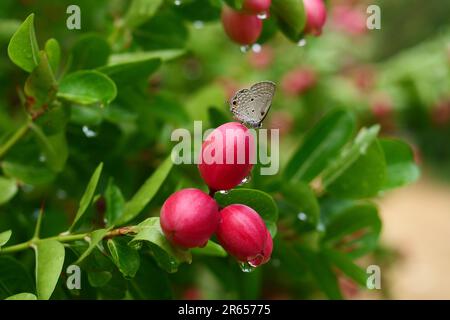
[216,204,273,266]
[160,188,220,248]
[242,0,272,14]
[221,5,263,45]
[198,122,255,192]
[303,0,327,36]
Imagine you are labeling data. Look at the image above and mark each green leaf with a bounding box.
[34,104,70,135]
[130,217,191,273]
[117,156,172,225]
[173,0,221,22]
[0,230,12,248]
[284,109,355,183]
[75,228,109,264]
[380,138,420,191]
[69,33,111,71]
[109,49,185,65]
[30,124,68,172]
[2,161,56,185]
[0,177,17,205]
[321,201,381,258]
[215,188,279,236]
[5,292,37,300]
[69,162,103,231]
[185,84,226,123]
[125,0,164,28]
[297,245,342,299]
[24,50,57,109]
[44,38,60,74]
[34,240,65,300]
[0,256,34,300]
[104,179,125,227]
[322,125,380,188]
[278,181,320,232]
[191,240,227,257]
[271,0,306,41]
[98,58,161,86]
[208,107,230,128]
[87,271,112,288]
[58,71,117,106]
[327,140,386,199]
[323,248,367,287]
[107,238,140,278]
[7,14,40,72]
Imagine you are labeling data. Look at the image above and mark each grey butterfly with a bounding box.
[229,81,276,128]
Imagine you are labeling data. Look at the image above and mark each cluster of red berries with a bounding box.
[160,122,273,267]
[221,0,328,45]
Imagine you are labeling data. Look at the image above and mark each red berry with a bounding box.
[281,67,317,96]
[242,0,271,14]
[198,122,255,191]
[216,204,272,266]
[332,4,367,36]
[160,188,220,248]
[303,0,327,36]
[221,5,263,45]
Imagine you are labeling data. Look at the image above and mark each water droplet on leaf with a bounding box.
[82,126,97,138]
[174,0,182,5]
[297,38,307,47]
[297,212,308,221]
[193,20,204,29]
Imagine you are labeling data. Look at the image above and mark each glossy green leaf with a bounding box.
[5,292,37,300]
[0,230,12,248]
[44,38,60,74]
[107,238,140,278]
[88,271,112,288]
[104,179,125,227]
[0,177,17,205]
[69,162,103,231]
[327,140,386,199]
[125,0,164,28]
[297,245,342,299]
[278,181,320,232]
[58,71,117,105]
[321,201,381,258]
[0,256,34,300]
[380,138,420,191]
[117,156,172,225]
[322,125,381,188]
[2,161,56,185]
[284,109,355,183]
[215,188,279,236]
[24,51,57,109]
[69,33,110,71]
[34,240,65,300]
[75,228,109,264]
[109,49,185,65]
[7,14,40,72]
[98,58,161,85]
[30,124,67,172]
[34,104,70,135]
[191,240,227,257]
[130,217,191,273]
[323,248,367,287]
[271,0,306,41]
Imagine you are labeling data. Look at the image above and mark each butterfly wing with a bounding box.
[230,81,276,128]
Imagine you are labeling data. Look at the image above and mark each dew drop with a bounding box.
[82,126,97,138]
[297,38,307,47]
[240,45,251,53]
[193,20,204,29]
[297,212,308,221]
[174,0,182,6]
[39,154,46,162]
[251,43,262,53]
[218,190,229,195]
[239,174,252,186]
[239,261,256,273]
[257,12,268,20]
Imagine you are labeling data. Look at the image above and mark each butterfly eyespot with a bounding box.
[261,111,265,116]
[233,100,237,105]
[252,109,255,112]
[251,98,254,101]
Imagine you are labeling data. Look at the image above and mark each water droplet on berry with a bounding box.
[239,174,252,186]
[297,38,307,47]
[251,43,262,53]
[257,12,268,20]
[82,126,97,138]
[239,261,256,273]
[240,45,250,53]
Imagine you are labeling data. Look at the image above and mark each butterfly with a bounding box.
[229,81,276,128]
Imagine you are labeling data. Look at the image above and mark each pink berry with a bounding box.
[242,0,271,14]
[303,0,327,36]
[216,204,272,266]
[281,67,317,96]
[198,122,255,192]
[160,188,220,248]
[221,5,263,45]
